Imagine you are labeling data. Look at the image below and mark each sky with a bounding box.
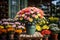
[52,0,59,5]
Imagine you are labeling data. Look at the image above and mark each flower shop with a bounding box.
[0,0,60,40]
[0,7,60,40]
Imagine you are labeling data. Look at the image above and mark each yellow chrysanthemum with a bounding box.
[6,25,12,28]
[37,14,41,16]
[29,18,33,22]
[42,25,49,29]
[36,24,42,31]
[35,15,38,19]
[22,14,25,17]
[20,17,23,20]
[49,17,54,21]
[0,26,4,29]
[49,17,59,22]
[39,19,46,25]
[15,15,19,18]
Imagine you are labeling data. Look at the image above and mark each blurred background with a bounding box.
[0,0,60,19]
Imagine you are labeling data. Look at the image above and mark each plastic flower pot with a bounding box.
[25,23,36,35]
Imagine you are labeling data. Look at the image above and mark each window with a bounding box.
[9,0,27,18]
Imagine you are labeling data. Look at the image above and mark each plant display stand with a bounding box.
[18,32,43,40]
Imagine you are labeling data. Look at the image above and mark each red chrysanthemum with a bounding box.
[41,30,51,36]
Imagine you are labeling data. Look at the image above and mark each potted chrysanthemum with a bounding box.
[49,23,60,40]
[14,25,23,40]
[6,24,15,40]
[15,7,45,35]
[41,29,51,40]
[41,25,51,40]
[0,25,7,40]
[48,17,59,24]
[35,17,50,40]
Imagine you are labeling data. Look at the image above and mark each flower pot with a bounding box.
[10,34,14,40]
[52,34,58,40]
[7,34,14,40]
[14,33,20,40]
[44,37,48,40]
[25,24,36,35]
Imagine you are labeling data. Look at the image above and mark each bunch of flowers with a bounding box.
[14,22,25,34]
[41,30,51,37]
[6,24,24,34]
[0,18,26,35]
[42,25,49,30]
[36,24,42,31]
[49,23,60,34]
[36,17,49,32]
[0,25,4,34]
[15,29,22,34]
[36,17,49,31]
[36,24,49,31]
[6,25,15,34]
[48,16,59,23]
[38,17,49,26]
[36,21,51,37]
[0,25,7,35]
[15,7,45,24]
[1,29,7,34]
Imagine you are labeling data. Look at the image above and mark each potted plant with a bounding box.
[36,22,51,40]
[15,7,45,35]
[1,28,7,40]
[49,23,60,40]
[0,25,7,40]
[6,24,15,40]
[15,28,22,40]
[48,17,59,24]
[41,29,51,40]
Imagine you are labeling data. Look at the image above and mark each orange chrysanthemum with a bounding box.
[1,29,7,33]
[15,29,22,34]
[7,27,15,32]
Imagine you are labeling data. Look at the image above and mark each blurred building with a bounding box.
[0,0,60,19]
[56,1,60,17]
